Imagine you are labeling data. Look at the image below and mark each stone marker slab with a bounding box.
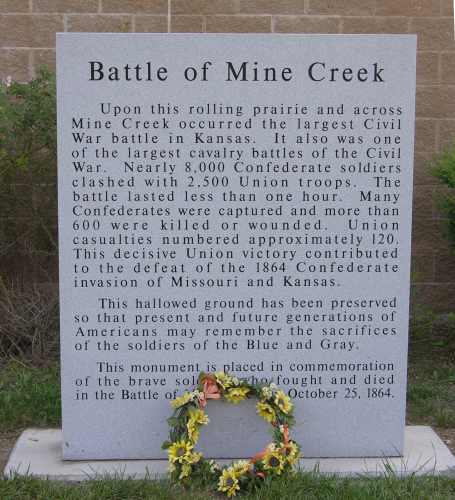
[57,34,416,459]
[4,427,455,481]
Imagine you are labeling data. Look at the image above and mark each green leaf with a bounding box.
[167,416,178,426]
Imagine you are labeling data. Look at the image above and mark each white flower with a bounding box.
[209,459,220,473]
[262,386,273,399]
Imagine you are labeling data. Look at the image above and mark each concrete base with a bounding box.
[3,426,455,481]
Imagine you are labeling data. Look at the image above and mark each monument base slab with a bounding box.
[3,426,455,481]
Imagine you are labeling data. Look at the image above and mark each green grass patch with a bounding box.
[407,365,455,428]
[0,361,60,430]
[1,473,455,500]
[406,310,455,429]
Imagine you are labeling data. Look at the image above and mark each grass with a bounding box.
[1,472,455,500]
[0,361,60,430]
[406,311,455,429]
[407,363,455,428]
[1,365,455,500]
[1,310,455,498]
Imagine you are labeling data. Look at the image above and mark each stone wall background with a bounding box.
[0,0,454,312]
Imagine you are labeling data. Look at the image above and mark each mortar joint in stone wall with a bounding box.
[168,0,171,33]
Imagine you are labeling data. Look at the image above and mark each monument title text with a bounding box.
[88,60,386,83]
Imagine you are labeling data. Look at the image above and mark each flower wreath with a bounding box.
[162,372,301,497]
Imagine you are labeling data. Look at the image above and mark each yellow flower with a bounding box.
[281,441,300,465]
[224,387,250,404]
[188,407,209,426]
[171,392,193,409]
[218,468,240,497]
[185,451,202,464]
[232,460,251,475]
[274,390,293,414]
[168,440,193,464]
[262,449,285,474]
[186,408,208,443]
[214,371,234,389]
[256,402,276,423]
[187,420,199,443]
[179,463,192,479]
